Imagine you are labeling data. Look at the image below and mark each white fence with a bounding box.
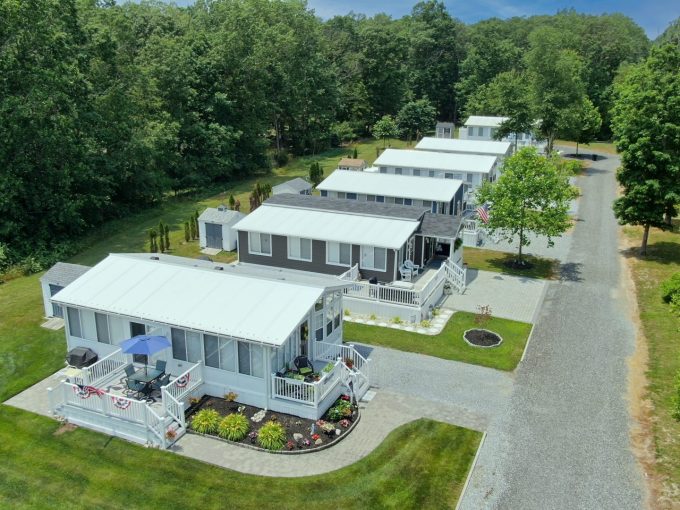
[444,258,467,293]
[81,349,128,386]
[49,381,168,447]
[271,359,343,406]
[162,361,203,401]
[315,342,370,399]
[338,264,359,281]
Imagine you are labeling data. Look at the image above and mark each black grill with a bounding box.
[66,347,98,369]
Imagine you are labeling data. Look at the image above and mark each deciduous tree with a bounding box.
[371,115,399,148]
[396,99,437,145]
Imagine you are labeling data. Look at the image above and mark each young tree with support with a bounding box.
[371,115,399,148]
[476,147,578,267]
[611,44,680,255]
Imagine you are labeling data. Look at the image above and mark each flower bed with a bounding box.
[186,394,359,453]
[463,328,503,348]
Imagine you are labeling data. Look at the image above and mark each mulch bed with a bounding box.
[186,395,357,452]
[464,328,502,347]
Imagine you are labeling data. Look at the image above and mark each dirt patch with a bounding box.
[620,230,666,509]
[503,259,534,271]
[53,423,78,436]
[464,329,502,348]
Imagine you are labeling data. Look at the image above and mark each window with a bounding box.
[204,334,236,371]
[413,169,421,176]
[376,195,385,203]
[238,341,263,377]
[428,170,435,177]
[248,232,271,256]
[95,313,110,344]
[467,126,474,136]
[171,328,202,362]
[490,128,496,138]
[394,197,404,205]
[366,194,376,202]
[477,127,484,136]
[404,198,412,206]
[385,196,395,204]
[337,192,346,199]
[320,190,327,197]
[453,173,463,180]
[288,236,312,261]
[346,192,357,200]
[361,246,387,271]
[395,168,403,175]
[422,200,433,209]
[445,173,453,179]
[67,307,82,338]
[379,167,387,174]
[327,242,351,266]
[466,173,473,183]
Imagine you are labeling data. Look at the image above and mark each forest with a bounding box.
[0,0,674,267]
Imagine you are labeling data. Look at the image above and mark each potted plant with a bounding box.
[343,357,354,369]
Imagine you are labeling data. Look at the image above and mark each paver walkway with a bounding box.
[459,150,647,508]
[444,269,547,323]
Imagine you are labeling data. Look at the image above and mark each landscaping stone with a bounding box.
[335,429,341,436]
[293,433,303,442]
[251,409,266,423]
[366,321,375,325]
[378,322,388,327]
[315,438,323,445]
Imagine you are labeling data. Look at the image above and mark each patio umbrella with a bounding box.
[120,335,171,374]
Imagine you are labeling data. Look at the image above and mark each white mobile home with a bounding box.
[372,148,498,190]
[198,206,245,252]
[272,177,312,196]
[435,122,454,139]
[47,253,367,447]
[317,169,465,216]
[415,137,512,162]
[337,158,368,171]
[40,262,90,318]
[459,115,546,151]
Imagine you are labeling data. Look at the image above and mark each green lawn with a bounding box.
[344,311,532,371]
[555,139,618,155]
[623,222,680,502]
[464,247,558,280]
[0,406,480,509]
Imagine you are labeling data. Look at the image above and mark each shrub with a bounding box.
[421,320,432,328]
[672,370,680,421]
[369,314,377,321]
[392,316,402,324]
[274,151,289,167]
[191,409,220,435]
[218,413,250,441]
[224,391,238,402]
[344,309,350,316]
[257,420,286,450]
[328,399,353,421]
[661,273,680,304]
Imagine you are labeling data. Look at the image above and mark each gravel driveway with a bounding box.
[459,151,647,508]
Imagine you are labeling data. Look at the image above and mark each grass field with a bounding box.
[556,139,618,155]
[344,311,532,371]
[463,247,558,280]
[623,222,680,503]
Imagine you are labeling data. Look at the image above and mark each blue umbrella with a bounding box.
[121,335,171,374]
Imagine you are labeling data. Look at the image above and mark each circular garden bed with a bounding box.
[464,328,503,348]
[186,394,358,453]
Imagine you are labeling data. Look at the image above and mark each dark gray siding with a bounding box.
[237,230,394,282]
[414,236,424,266]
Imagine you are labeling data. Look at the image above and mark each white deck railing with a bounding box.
[82,349,128,386]
[163,361,203,402]
[315,342,371,398]
[49,381,169,448]
[418,265,447,304]
[444,258,466,293]
[271,359,343,406]
[338,264,359,281]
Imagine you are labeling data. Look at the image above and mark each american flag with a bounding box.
[476,203,490,223]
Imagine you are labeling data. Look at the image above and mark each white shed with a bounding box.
[198,206,245,252]
[39,262,91,318]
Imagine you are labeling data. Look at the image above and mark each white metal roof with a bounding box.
[415,137,511,157]
[52,254,328,346]
[317,170,462,202]
[373,149,497,174]
[272,177,311,194]
[463,116,509,127]
[234,203,420,249]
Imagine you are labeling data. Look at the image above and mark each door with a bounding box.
[205,222,223,249]
[130,322,147,364]
[49,284,64,317]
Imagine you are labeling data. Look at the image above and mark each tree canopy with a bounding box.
[476,148,578,264]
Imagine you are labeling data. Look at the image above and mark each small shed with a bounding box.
[338,158,368,171]
[435,122,454,139]
[40,262,91,318]
[272,178,312,196]
[198,206,245,252]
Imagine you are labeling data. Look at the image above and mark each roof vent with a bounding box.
[217,204,227,212]
[150,256,160,260]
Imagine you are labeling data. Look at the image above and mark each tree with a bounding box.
[353,147,358,159]
[371,115,399,148]
[309,162,323,187]
[184,222,190,243]
[560,97,602,155]
[158,221,166,252]
[526,27,587,153]
[611,44,680,255]
[228,194,236,210]
[164,224,170,250]
[234,199,241,212]
[148,229,158,253]
[476,147,578,265]
[396,99,437,145]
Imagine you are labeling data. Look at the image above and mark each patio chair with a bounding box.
[120,364,135,384]
[404,260,420,274]
[151,373,171,392]
[125,377,146,399]
[293,356,314,376]
[155,359,167,374]
[399,265,413,281]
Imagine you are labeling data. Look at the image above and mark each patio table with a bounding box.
[129,368,163,384]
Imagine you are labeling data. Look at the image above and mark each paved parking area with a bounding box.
[444,269,547,323]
